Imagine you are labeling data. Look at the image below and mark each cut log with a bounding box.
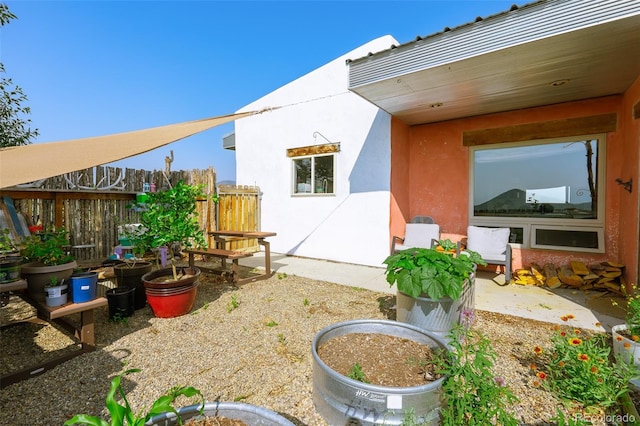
[570,261,590,276]
[558,265,584,287]
[543,263,562,289]
[530,263,545,284]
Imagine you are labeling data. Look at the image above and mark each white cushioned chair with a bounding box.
[465,226,512,283]
[391,223,440,254]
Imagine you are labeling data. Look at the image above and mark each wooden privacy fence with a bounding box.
[1,166,224,261]
[216,185,262,252]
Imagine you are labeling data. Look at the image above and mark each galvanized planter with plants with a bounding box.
[383,242,485,339]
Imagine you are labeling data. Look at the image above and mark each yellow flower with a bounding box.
[533,346,543,355]
[568,337,582,346]
[578,353,589,362]
[632,335,639,342]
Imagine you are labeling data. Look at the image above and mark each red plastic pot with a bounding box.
[145,281,199,318]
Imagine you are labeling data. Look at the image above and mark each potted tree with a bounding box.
[128,181,207,318]
[383,242,485,338]
[20,227,77,303]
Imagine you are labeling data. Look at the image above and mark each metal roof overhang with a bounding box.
[347,0,640,126]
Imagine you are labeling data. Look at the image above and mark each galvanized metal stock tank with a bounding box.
[312,319,449,425]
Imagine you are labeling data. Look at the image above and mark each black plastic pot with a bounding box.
[113,261,152,310]
[105,286,135,320]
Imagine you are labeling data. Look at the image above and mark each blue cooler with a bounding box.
[69,272,98,303]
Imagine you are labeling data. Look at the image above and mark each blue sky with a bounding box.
[2,0,519,182]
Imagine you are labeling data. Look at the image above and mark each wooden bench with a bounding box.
[1,284,107,388]
[185,248,256,284]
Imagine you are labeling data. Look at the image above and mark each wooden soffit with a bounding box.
[286,143,340,157]
[463,113,618,146]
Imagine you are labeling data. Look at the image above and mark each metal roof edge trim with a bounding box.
[348,0,640,88]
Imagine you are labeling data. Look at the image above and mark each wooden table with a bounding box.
[208,230,277,285]
[1,283,107,388]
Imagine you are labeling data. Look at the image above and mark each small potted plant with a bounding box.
[128,181,208,317]
[44,276,68,307]
[20,227,77,303]
[0,228,23,284]
[383,241,486,337]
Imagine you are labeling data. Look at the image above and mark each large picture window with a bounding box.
[292,154,335,195]
[470,135,605,252]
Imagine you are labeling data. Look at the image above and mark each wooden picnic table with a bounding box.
[1,281,107,388]
[189,230,277,285]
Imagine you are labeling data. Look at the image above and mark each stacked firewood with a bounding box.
[513,261,626,295]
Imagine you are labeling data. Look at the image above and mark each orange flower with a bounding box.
[578,353,589,362]
[560,331,567,337]
[595,322,601,327]
[566,314,575,319]
[568,337,582,346]
[632,335,639,342]
[536,371,547,380]
[561,316,569,321]
[558,361,565,367]
[533,380,541,387]
[624,342,632,349]
[574,329,581,334]
[590,366,598,373]
[533,346,543,355]
[617,336,624,341]
[529,363,538,371]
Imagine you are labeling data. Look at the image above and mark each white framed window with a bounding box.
[292,154,335,195]
[469,134,605,252]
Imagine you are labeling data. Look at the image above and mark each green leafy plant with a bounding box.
[347,362,369,384]
[621,284,640,337]
[434,310,519,425]
[435,238,458,252]
[383,246,485,300]
[64,368,204,426]
[0,228,17,253]
[21,227,74,266]
[226,293,239,313]
[265,320,278,327]
[128,181,207,280]
[45,276,60,288]
[530,316,638,409]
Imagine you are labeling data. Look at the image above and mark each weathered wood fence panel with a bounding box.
[217,185,261,252]
[2,166,220,262]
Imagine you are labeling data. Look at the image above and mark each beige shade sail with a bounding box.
[0,110,262,189]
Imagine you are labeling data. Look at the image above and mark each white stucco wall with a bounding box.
[234,36,397,267]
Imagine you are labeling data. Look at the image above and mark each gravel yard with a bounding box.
[0,263,633,425]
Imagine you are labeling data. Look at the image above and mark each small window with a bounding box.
[292,154,335,195]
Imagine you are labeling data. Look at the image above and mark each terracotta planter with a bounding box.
[21,261,77,303]
[142,266,201,318]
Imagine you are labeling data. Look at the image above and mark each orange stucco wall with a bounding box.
[390,91,640,285]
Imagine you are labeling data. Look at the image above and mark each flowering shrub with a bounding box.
[531,316,637,409]
[435,309,519,425]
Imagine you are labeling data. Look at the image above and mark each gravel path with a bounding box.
[0,264,623,425]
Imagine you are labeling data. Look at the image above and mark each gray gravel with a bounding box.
[0,266,613,425]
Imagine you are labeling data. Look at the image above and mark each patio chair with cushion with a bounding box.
[463,225,512,284]
[391,222,440,254]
